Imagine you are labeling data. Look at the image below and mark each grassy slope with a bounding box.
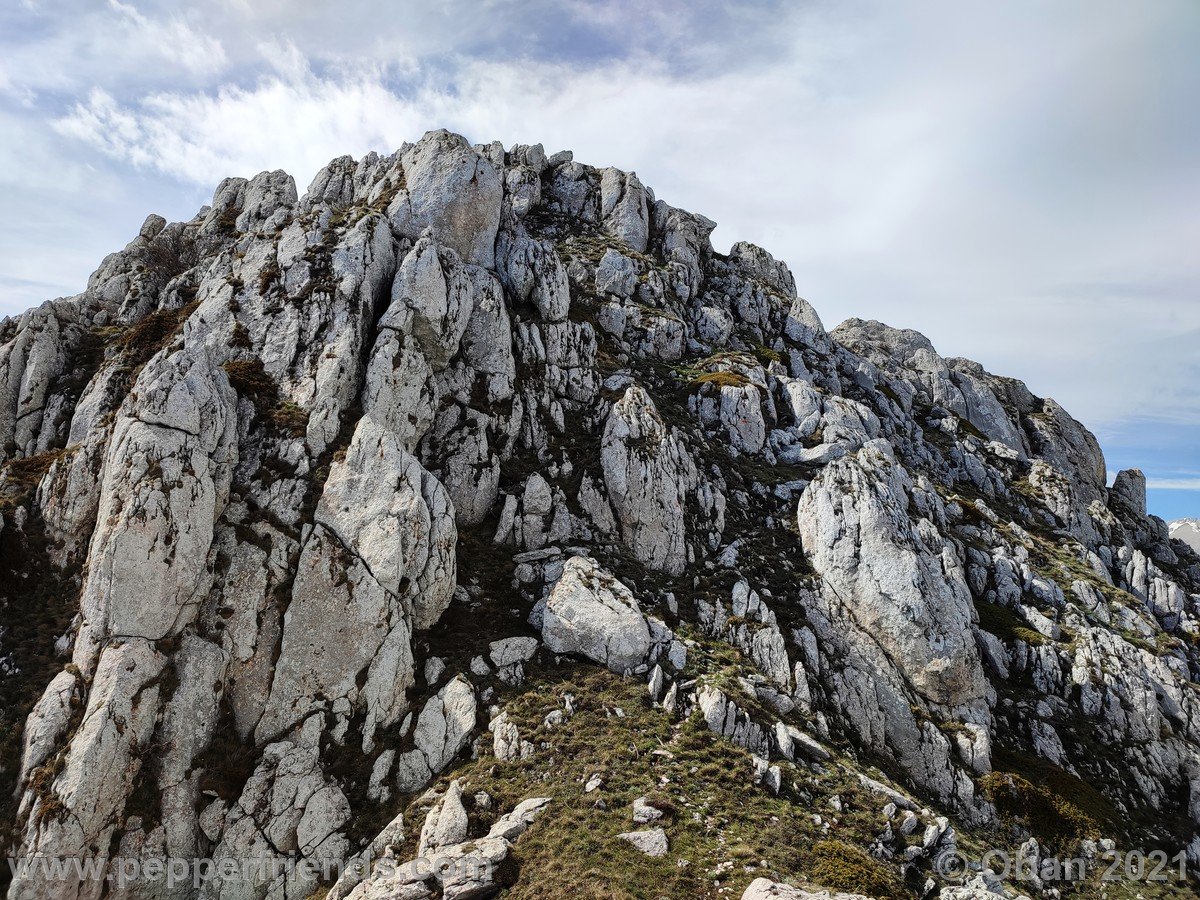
[373,653,1197,899]
[394,661,911,900]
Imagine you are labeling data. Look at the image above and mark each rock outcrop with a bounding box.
[741,881,875,900]
[1,128,1198,900]
[539,555,654,674]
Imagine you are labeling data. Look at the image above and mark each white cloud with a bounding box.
[107,0,228,76]
[53,54,427,187]
[257,37,311,81]
[1148,479,1200,492]
[8,0,1200,457]
[0,0,232,101]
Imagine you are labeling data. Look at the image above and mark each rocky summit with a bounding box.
[0,129,1198,900]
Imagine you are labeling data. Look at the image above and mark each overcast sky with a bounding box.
[2,0,1197,519]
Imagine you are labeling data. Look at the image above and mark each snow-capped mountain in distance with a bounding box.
[1171,518,1200,553]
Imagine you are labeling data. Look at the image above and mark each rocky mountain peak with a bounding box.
[1172,518,1200,554]
[1,129,1197,899]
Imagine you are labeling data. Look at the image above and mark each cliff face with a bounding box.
[1,129,1198,900]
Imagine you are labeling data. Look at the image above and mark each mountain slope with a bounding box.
[1172,519,1200,555]
[0,130,1197,900]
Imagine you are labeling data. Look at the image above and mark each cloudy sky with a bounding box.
[2,0,1197,519]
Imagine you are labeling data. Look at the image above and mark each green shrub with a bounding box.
[982,748,1116,849]
[981,771,1096,848]
[974,601,1048,645]
[1012,626,1048,646]
[689,370,750,391]
[753,344,784,365]
[804,840,904,899]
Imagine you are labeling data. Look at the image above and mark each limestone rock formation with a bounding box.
[741,881,875,900]
[1,128,1198,900]
[539,555,654,674]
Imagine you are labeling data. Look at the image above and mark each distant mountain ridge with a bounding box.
[1172,518,1200,554]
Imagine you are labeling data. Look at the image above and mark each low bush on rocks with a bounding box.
[112,301,199,366]
[981,748,1116,849]
[689,370,750,391]
[804,839,905,899]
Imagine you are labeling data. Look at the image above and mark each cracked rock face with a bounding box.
[602,385,699,575]
[539,555,654,674]
[2,127,1199,899]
